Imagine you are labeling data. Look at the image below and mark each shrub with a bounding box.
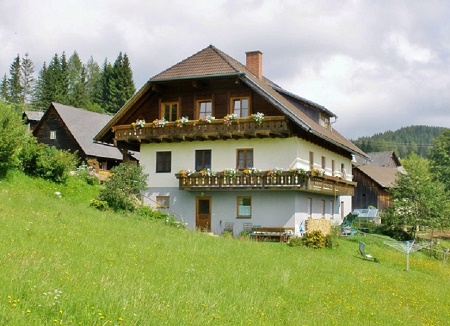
[165,215,187,228]
[90,199,109,210]
[19,138,78,183]
[288,237,303,247]
[302,230,326,249]
[326,226,341,249]
[76,163,100,185]
[221,230,234,238]
[0,103,28,177]
[98,163,148,211]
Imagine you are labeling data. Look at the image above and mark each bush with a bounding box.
[302,230,326,249]
[98,163,148,211]
[90,199,109,210]
[76,163,100,185]
[326,226,341,249]
[288,237,303,247]
[221,230,234,238]
[0,103,28,177]
[19,138,78,183]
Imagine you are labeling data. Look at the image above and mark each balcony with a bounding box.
[112,116,290,144]
[175,170,356,196]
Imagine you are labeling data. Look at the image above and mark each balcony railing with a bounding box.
[113,116,290,143]
[175,171,356,196]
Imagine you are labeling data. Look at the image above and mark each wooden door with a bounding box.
[196,197,211,231]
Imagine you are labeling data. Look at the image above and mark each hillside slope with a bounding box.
[351,125,447,158]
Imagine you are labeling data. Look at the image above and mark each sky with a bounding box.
[1,0,449,139]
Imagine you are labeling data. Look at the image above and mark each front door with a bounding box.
[196,197,211,231]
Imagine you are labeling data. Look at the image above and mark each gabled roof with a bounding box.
[354,151,401,167]
[95,45,367,159]
[355,165,404,188]
[36,103,124,160]
[22,111,44,122]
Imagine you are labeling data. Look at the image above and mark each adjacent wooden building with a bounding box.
[352,151,404,212]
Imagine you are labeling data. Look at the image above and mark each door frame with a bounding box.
[196,196,212,231]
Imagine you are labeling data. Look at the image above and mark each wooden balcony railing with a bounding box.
[113,116,290,143]
[175,171,356,196]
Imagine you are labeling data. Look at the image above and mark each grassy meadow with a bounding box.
[1,171,449,325]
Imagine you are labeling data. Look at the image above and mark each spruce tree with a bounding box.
[0,74,9,102]
[20,52,35,109]
[67,51,88,108]
[8,54,23,108]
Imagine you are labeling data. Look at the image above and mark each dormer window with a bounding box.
[231,97,249,117]
[319,113,331,130]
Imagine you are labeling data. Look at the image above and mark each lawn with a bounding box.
[1,171,449,325]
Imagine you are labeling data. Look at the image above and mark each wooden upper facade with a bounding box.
[94,45,367,195]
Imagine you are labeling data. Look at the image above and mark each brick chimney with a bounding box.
[246,51,263,79]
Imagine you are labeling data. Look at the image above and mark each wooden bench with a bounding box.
[252,227,294,242]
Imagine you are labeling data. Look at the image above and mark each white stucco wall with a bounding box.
[140,136,353,235]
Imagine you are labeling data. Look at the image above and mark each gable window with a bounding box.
[236,149,253,169]
[162,102,178,122]
[195,150,211,171]
[50,130,56,140]
[156,196,170,209]
[156,151,171,173]
[237,196,252,218]
[231,97,249,117]
[319,113,330,130]
[198,100,212,118]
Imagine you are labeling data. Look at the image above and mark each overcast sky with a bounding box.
[1,0,449,139]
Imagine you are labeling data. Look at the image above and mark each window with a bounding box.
[307,198,312,218]
[236,149,253,169]
[161,102,178,122]
[156,196,170,209]
[321,199,326,217]
[231,97,249,117]
[195,150,211,171]
[156,151,171,173]
[198,100,212,118]
[50,130,56,140]
[330,200,334,219]
[332,160,335,174]
[341,163,345,175]
[309,151,314,169]
[321,156,326,170]
[237,196,252,218]
[319,113,330,129]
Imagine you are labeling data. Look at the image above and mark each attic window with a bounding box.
[50,131,56,140]
[319,113,330,130]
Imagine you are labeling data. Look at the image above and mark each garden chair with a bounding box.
[224,222,234,233]
[359,241,380,263]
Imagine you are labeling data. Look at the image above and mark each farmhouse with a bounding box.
[95,45,368,236]
[33,102,136,171]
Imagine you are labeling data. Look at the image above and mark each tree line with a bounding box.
[351,125,447,158]
[0,51,135,114]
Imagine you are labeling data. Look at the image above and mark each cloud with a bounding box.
[1,0,449,139]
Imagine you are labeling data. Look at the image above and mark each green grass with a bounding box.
[1,171,449,325]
